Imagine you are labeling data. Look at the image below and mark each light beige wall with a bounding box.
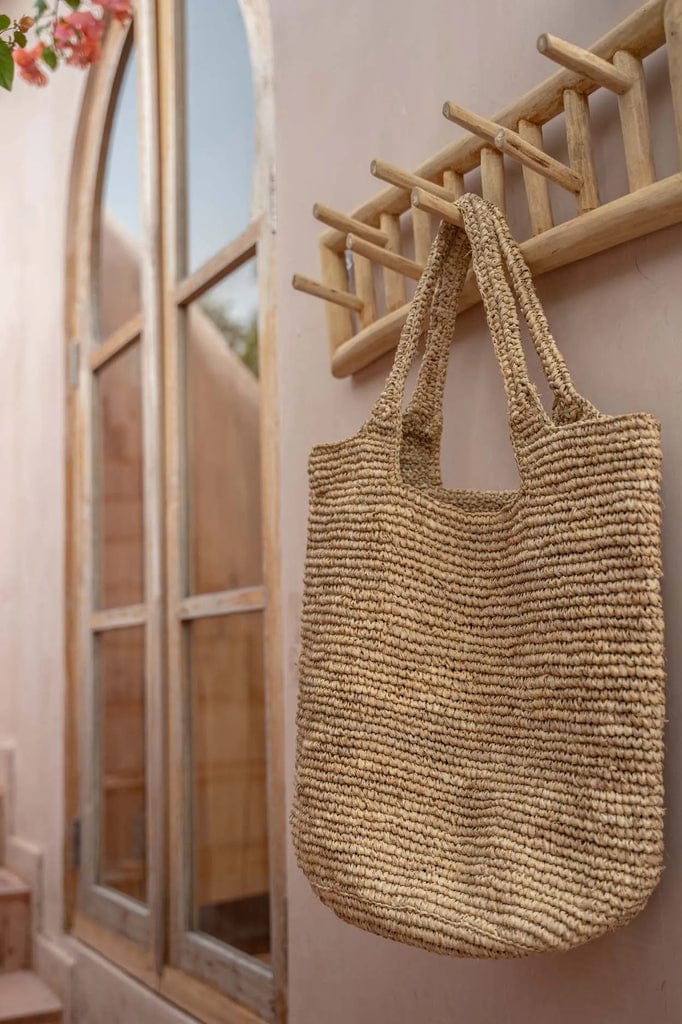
[272,1,682,1022]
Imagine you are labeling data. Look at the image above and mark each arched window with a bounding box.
[66,6,282,1021]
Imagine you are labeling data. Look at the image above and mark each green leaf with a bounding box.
[34,0,47,16]
[64,0,81,7]
[42,45,57,69]
[0,14,11,30]
[14,30,26,47]
[0,38,14,91]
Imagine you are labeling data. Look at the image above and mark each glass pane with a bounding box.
[189,613,270,956]
[184,0,255,272]
[98,42,142,341]
[94,341,144,609]
[184,262,262,595]
[98,626,147,902]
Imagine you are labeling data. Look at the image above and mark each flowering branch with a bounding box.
[0,0,133,90]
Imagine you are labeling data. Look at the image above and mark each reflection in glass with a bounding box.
[184,0,255,272]
[98,43,142,340]
[189,613,269,956]
[184,261,262,595]
[98,626,147,902]
[94,341,144,609]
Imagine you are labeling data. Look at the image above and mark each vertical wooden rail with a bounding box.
[613,50,656,190]
[353,253,377,326]
[518,119,553,233]
[411,207,432,264]
[380,212,407,311]
[443,169,466,197]
[665,0,682,170]
[563,89,601,214]
[320,242,354,350]
[480,147,506,212]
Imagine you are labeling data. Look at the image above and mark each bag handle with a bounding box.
[367,194,596,474]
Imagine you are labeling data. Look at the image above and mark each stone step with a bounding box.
[0,872,30,972]
[0,971,61,1023]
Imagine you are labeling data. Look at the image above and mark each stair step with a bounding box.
[0,873,30,972]
[0,971,61,1023]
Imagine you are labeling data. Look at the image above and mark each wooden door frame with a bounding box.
[64,1,286,1021]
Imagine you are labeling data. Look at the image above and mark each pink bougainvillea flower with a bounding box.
[54,11,105,69]
[99,0,134,25]
[13,44,48,88]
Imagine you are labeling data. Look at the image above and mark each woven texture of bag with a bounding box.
[291,194,665,958]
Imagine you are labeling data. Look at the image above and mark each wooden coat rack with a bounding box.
[293,0,682,377]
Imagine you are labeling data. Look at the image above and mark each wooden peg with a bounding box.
[442,101,501,144]
[346,234,424,281]
[517,120,553,234]
[536,33,631,94]
[312,203,388,247]
[563,89,600,214]
[494,127,582,193]
[370,159,456,202]
[614,50,656,191]
[411,188,464,227]
[292,273,364,312]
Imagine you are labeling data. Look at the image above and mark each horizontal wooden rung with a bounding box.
[312,203,389,246]
[537,32,632,93]
[292,273,364,311]
[370,159,457,202]
[346,233,424,281]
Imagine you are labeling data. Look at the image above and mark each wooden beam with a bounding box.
[331,173,682,376]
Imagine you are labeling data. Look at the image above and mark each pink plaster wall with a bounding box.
[272,1,682,1021]
[0,1,681,1022]
[0,21,85,940]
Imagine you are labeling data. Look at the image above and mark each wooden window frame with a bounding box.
[64,3,286,1022]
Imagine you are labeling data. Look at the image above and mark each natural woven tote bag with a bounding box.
[291,193,665,958]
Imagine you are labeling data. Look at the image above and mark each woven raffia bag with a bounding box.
[291,194,665,958]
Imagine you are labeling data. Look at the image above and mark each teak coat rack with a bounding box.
[293,0,682,378]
